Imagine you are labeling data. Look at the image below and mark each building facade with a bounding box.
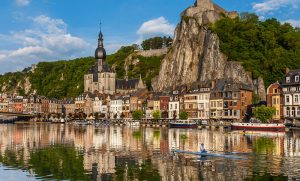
[282,69,300,125]
[267,82,283,120]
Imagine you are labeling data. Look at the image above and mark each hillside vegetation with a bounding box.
[211,13,300,86]
[0,42,165,98]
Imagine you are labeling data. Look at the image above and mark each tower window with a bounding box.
[296,76,299,82]
[286,77,290,83]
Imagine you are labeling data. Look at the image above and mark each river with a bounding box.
[0,123,299,180]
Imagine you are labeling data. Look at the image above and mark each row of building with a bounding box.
[0,78,254,121]
[1,69,300,123]
[267,69,300,124]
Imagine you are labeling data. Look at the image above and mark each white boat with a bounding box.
[126,120,140,127]
[231,122,285,132]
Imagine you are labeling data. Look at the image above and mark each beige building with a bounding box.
[84,30,145,95]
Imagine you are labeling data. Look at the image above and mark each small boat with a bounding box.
[126,120,140,127]
[231,122,285,132]
[169,120,198,129]
[173,150,244,159]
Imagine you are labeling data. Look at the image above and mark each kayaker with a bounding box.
[200,143,207,153]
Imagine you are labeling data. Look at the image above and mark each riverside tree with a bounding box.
[179,111,188,120]
[254,105,275,123]
[152,110,161,121]
[132,110,143,120]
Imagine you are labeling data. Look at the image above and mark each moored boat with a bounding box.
[231,122,285,132]
[125,120,140,127]
[169,120,198,129]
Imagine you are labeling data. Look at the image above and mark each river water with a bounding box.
[0,123,299,181]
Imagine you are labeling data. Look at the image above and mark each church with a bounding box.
[84,30,146,95]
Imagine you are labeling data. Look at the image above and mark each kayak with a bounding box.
[173,150,245,159]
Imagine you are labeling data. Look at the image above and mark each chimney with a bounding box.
[211,80,216,89]
[285,67,290,74]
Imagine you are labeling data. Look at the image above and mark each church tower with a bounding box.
[95,30,106,72]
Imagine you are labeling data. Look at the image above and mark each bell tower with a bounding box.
[95,23,106,72]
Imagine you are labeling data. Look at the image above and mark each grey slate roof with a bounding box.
[282,69,300,86]
[116,79,139,89]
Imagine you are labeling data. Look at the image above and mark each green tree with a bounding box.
[211,14,300,87]
[132,110,143,120]
[152,110,161,121]
[253,105,275,123]
[179,111,188,120]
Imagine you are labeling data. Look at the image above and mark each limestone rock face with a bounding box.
[153,0,265,99]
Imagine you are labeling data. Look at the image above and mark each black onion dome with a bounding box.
[95,30,106,59]
[95,47,106,59]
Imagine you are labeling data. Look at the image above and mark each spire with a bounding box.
[98,21,103,48]
[137,74,145,89]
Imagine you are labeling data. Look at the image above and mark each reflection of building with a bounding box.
[1,124,300,180]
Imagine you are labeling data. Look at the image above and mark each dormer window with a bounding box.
[286,77,290,83]
[296,76,299,82]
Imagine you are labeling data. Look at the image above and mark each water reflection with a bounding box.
[0,124,299,180]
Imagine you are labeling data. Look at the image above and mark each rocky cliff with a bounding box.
[153,0,266,100]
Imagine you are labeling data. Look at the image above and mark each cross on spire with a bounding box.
[99,21,102,32]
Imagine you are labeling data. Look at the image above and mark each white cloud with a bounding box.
[137,17,175,42]
[15,0,31,6]
[0,15,90,73]
[284,19,300,27]
[253,0,300,14]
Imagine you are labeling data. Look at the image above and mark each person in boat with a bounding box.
[200,143,207,153]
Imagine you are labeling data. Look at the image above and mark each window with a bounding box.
[296,76,299,82]
[297,107,300,116]
[233,110,237,117]
[297,87,300,92]
[295,95,299,103]
[286,77,290,83]
[218,101,223,107]
[292,107,296,117]
[224,110,228,116]
[233,101,237,106]
[272,98,276,104]
[274,89,278,93]
[286,96,290,103]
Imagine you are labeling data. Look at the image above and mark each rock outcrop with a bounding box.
[153,0,265,100]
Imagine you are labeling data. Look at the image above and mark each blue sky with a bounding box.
[0,0,300,74]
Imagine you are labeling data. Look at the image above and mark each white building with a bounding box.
[110,98,123,119]
[92,96,102,113]
[197,88,210,120]
[169,91,180,119]
[282,69,300,125]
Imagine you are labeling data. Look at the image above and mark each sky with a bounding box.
[0,0,300,74]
